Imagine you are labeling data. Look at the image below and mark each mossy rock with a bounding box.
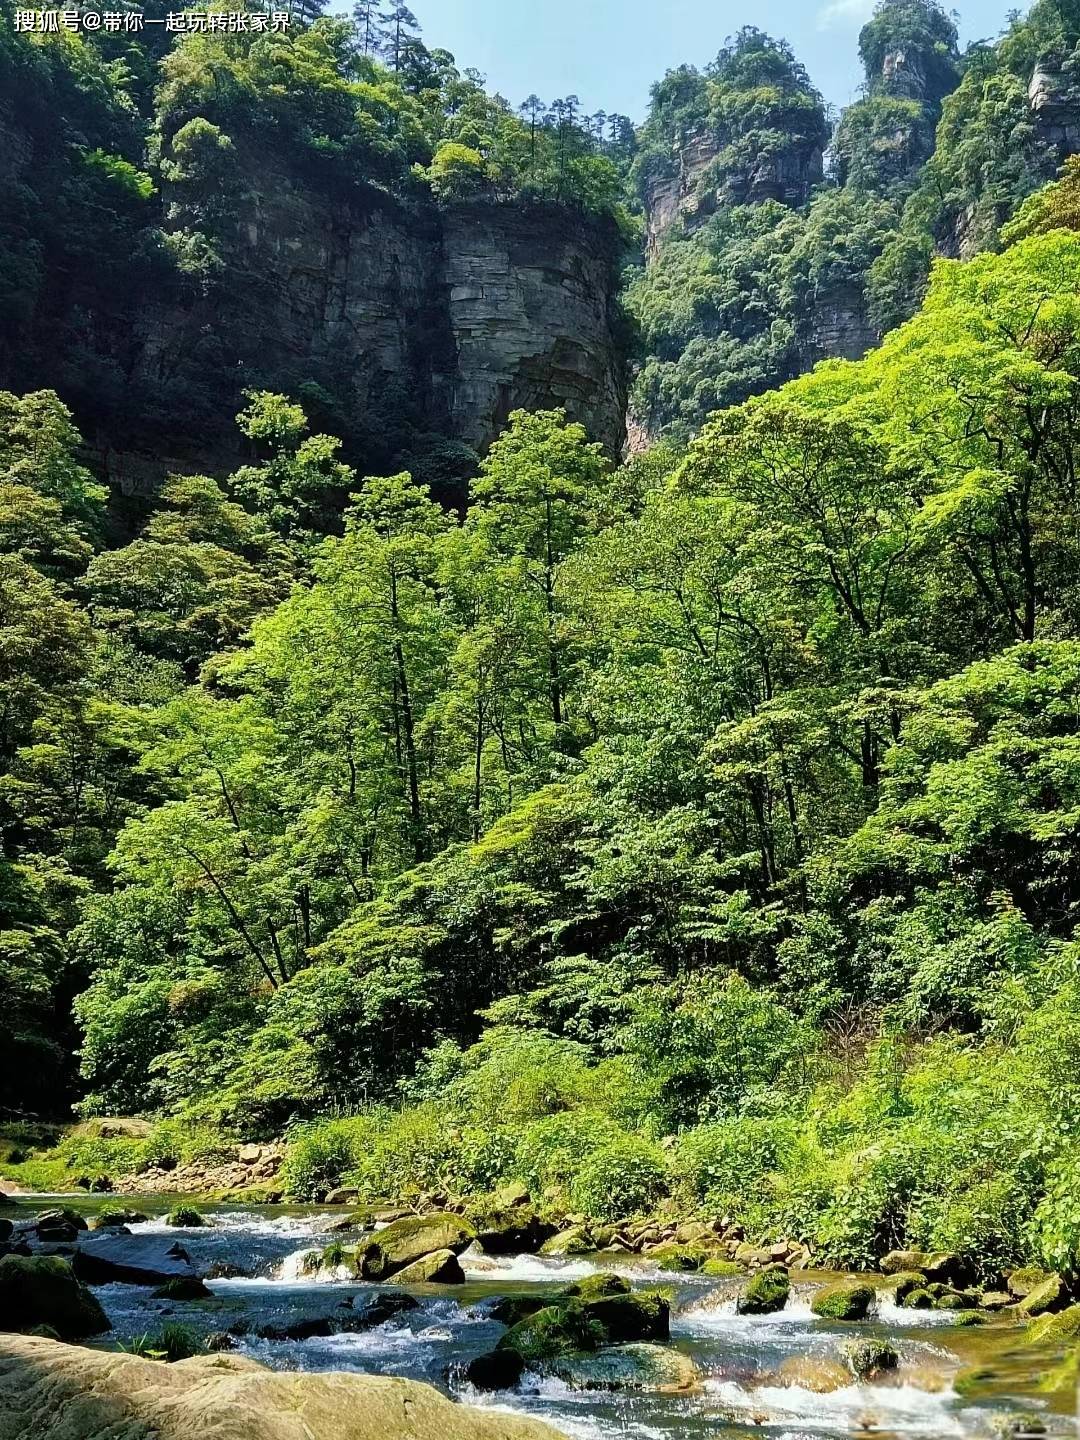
[151,1277,212,1301]
[701,1258,743,1278]
[811,1282,874,1321]
[647,1243,704,1273]
[1007,1267,1052,1299]
[538,1226,593,1257]
[489,1295,548,1327]
[547,1342,699,1393]
[497,1304,603,1366]
[93,1208,149,1229]
[842,1337,898,1379]
[467,1193,553,1256]
[166,1207,207,1228]
[1028,1304,1080,1346]
[737,1267,789,1316]
[877,1270,925,1304]
[0,1254,110,1339]
[1017,1275,1067,1319]
[560,1273,630,1302]
[933,1292,969,1311]
[392,1248,465,1285]
[358,1212,475,1280]
[953,1310,987,1327]
[464,1347,526,1391]
[902,1287,936,1310]
[581,1290,669,1343]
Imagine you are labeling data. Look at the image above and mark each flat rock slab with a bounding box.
[0,1335,568,1440]
[71,1233,199,1286]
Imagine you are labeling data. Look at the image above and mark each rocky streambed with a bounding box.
[0,1195,1075,1440]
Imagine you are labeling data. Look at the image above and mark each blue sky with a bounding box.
[413,0,1021,117]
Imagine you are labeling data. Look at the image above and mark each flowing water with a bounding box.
[48,1198,1077,1440]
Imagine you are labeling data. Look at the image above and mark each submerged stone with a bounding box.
[548,1342,699,1392]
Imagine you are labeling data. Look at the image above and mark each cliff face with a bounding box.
[643,129,824,257]
[0,119,627,486]
[443,205,626,455]
[1029,54,1080,157]
[125,179,627,484]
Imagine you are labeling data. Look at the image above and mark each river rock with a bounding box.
[548,1342,698,1392]
[810,1282,875,1321]
[470,1198,554,1256]
[646,1243,704,1272]
[356,1212,475,1280]
[256,1317,336,1341]
[579,1291,669,1343]
[538,1225,593,1257]
[559,1273,629,1302]
[0,1255,110,1340]
[879,1250,972,1286]
[772,1355,853,1392]
[1027,1304,1080,1344]
[498,1304,602,1365]
[465,1347,527,1390]
[152,1277,213,1301]
[0,1223,10,1245]
[72,1233,199,1287]
[350,1290,420,1329]
[701,1258,743,1277]
[0,1335,567,1440]
[842,1338,898,1379]
[1017,1274,1067,1318]
[325,1187,360,1206]
[392,1248,466,1285]
[877,1270,928,1303]
[489,1295,548,1327]
[1006,1267,1053,1298]
[33,1209,87,1244]
[737,1267,789,1315]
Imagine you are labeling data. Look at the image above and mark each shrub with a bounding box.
[165,1206,206,1228]
[672,1117,796,1213]
[281,1117,373,1201]
[568,1135,670,1222]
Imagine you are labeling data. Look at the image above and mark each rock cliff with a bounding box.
[0,112,627,487]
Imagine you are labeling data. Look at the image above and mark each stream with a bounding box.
[49,1198,1075,1440]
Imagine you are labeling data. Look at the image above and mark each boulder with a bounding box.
[152,1277,213,1301]
[1017,1274,1067,1318]
[645,1243,703,1272]
[92,1209,149,1229]
[0,1335,567,1440]
[902,1287,936,1310]
[349,1291,419,1329]
[842,1338,898,1380]
[357,1212,475,1280]
[538,1226,593,1257]
[73,1233,199,1287]
[559,1273,629,1302]
[810,1282,874,1321]
[877,1270,928,1304]
[580,1291,669,1343]
[880,1249,972,1286]
[497,1305,603,1366]
[772,1355,852,1392]
[1027,1304,1080,1345]
[737,1267,789,1316]
[392,1249,466,1285]
[489,1295,548,1328]
[978,1291,1013,1311]
[469,1198,552,1255]
[701,1258,743,1277]
[0,1256,109,1340]
[464,1347,526,1390]
[1007,1267,1053,1299]
[256,1318,336,1341]
[325,1188,360,1206]
[547,1342,698,1392]
[33,1210,87,1244]
[0,1223,10,1245]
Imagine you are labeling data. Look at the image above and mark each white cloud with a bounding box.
[816,0,875,31]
